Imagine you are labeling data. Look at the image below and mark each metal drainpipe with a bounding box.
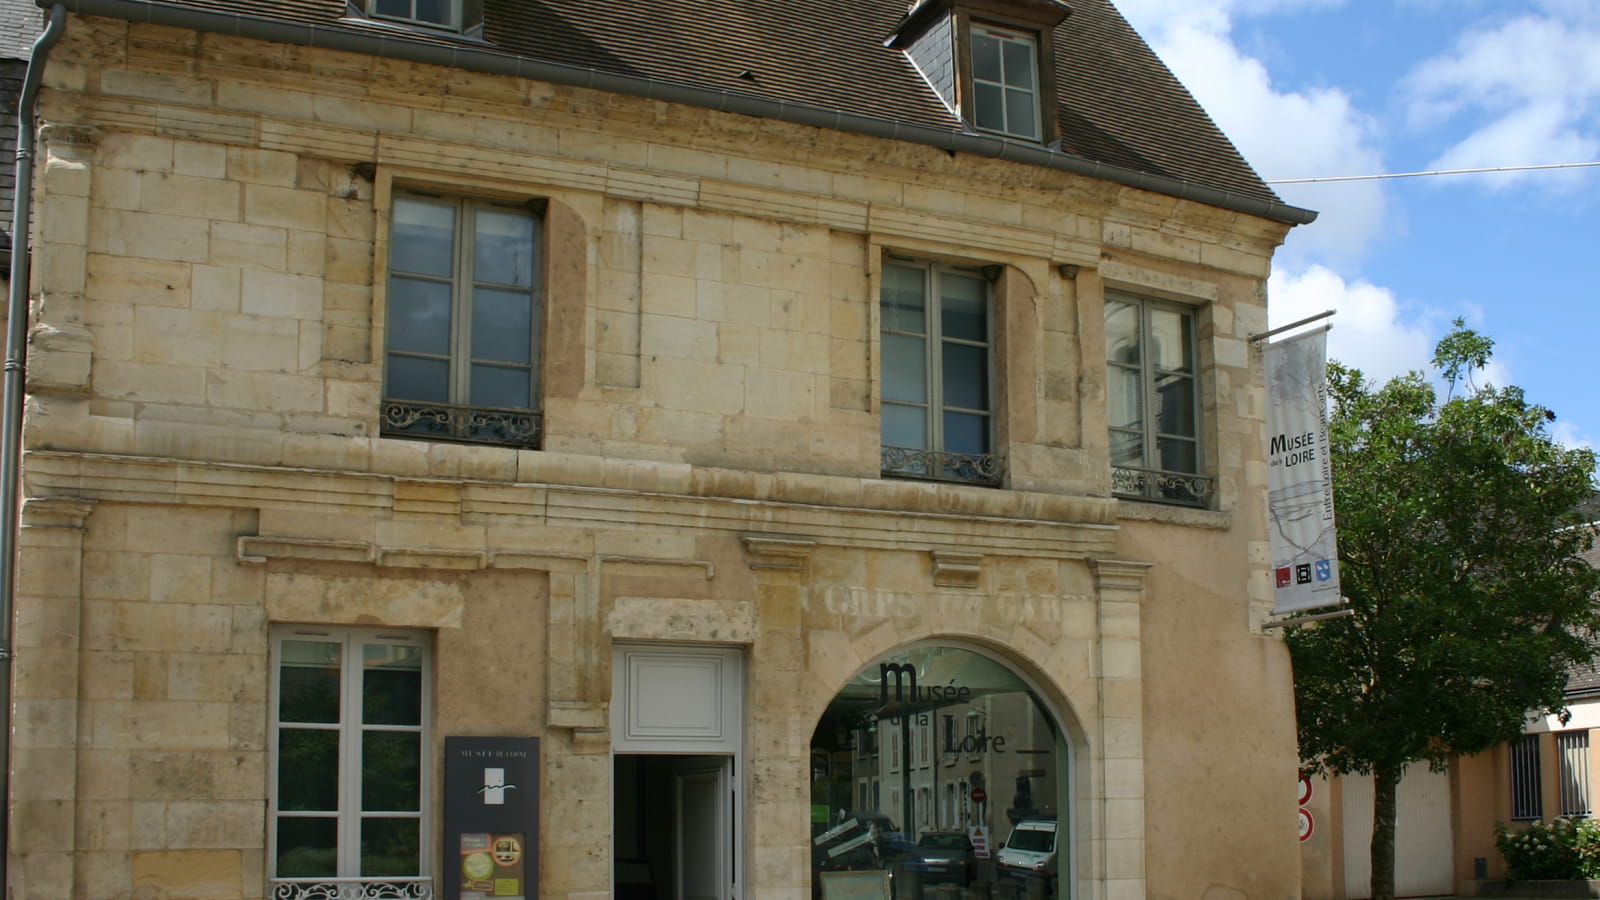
[2,6,69,894]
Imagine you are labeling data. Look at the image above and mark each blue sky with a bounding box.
[1116,0,1600,460]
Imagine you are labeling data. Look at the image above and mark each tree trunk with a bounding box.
[1371,762,1400,900]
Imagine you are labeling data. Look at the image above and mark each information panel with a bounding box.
[445,736,540,900]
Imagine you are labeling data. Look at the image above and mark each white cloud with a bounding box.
[1114,1,1389,265]
[1551,419,1596,452]
[1403,7,1600,189]
[1268,265,1436,384]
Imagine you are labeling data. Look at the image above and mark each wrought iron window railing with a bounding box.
[1111,464,1214,508]
[881,446,1004,487]
[381,400,541,449]
[271,878,433,900]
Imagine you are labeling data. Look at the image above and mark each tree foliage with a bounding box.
[1286,322,1600,900]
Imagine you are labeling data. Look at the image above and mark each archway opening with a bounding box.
[808,645,1069,899]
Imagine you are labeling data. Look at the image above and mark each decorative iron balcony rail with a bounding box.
[881,445,1005,487]
[381,400,541,449]
[270,878,433,900]
[1111,464,1214,507]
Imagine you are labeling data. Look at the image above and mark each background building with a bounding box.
[3,0,1315,898]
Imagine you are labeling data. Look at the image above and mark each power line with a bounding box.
[1267,159,1600,185]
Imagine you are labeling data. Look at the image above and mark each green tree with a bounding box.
[1287,321,1600,900]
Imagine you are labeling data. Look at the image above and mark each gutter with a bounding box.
[1,4,69,891]
[44,0,1317,227]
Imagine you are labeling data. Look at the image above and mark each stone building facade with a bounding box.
[5,1,1314,898]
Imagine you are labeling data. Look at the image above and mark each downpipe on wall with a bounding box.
[2,6,69,895]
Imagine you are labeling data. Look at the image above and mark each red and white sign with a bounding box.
[1298,808,1314,842]
[971,787,987,804]
[968,825,991,859]
[1298,774,1313,806]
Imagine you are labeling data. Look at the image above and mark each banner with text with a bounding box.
[1265,329,1341,614]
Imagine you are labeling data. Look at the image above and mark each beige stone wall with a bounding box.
[8,13,1300,900]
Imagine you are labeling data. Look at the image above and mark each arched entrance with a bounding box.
[808,644,1071,900]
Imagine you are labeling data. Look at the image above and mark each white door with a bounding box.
[1341,768,1454,898]
[675,758,733,900]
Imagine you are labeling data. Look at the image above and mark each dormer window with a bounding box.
[345,0,483,35]
[370,0,455,29]
[889,0,1068,145]
[970,23,1041,141]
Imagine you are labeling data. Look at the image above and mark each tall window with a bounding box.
[270,627,430,897]
[1560,731,1592,818]
[970,24,1041,141]
[880,260,1001,485]
[383,193,543,448]
[1105,295,1209,506]
[1511,733,1544,821]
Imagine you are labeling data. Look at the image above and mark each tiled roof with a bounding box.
[2,0,43,58]
[41,0,1302,218]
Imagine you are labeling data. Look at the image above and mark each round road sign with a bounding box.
[1298,774,1313,806]
[971,787,987,804]
[1298,808,1314,842]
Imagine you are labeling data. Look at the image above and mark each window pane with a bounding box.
[388,276,452,356]
[363,644,423,726]
[277,817,338,878]
[940,274,986,342]
[882,333,928,403]
[973,83,1005,131]
[471,288,534,364]
[972,33,1001,82]
[1105,300,1140,364]
[1108,366,1143,429]
[473,208,537,288]
[1157,437,1198,474]
[1110,429,1143,468]
[413,0,447,25]
[279,641,341,724]
[470,364,532,410]
[941,342,988,412]
[943,411,989,456]
[1155,373,1195,437]
[277,729,339,811]
[361,818,421,877]
[1002,38,1036,90]
[882,403,929,451]
[1005,88,1039,140]
[392,197,455,279]
[372,0,408,18]
[385,355,450,404]
[362,732,421,811]
[1150,308,1194,373]
[881,265,926,334]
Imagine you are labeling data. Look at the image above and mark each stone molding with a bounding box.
[19,496,95,529]
[28,450,1121,559]
[930,549,983,588]
[740,536,815,571]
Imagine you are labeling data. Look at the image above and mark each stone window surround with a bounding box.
[1104,290,1212,508]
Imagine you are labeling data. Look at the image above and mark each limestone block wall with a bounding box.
[6,12,1302,900]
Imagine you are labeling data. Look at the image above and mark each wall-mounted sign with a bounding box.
[1298,808,1314,843]
[445,737,540,900]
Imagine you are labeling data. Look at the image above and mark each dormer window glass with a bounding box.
[370,0,456,29]
[970,24,1041,141]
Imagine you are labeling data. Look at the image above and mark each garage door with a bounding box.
[1341,767,1453,898]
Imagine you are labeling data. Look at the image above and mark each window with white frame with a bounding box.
[969,23,1042,141]
[383,193,544,448]
[1560,730,1591,818]
[1511,733,1543,821]
[270,626,430,897]
[1105,294,1211,506]
[880,260,1001,485]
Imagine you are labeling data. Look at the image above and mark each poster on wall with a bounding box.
[445,737,540,900]
[1264,328,1342,615]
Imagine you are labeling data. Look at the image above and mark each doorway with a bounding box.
[612,644,744,900]
[614,754,735,900]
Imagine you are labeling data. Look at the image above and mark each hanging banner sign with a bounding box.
[1264,328,1341,615]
